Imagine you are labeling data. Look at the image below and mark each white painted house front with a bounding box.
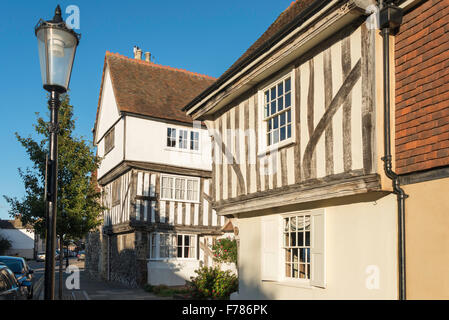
[88,50,230,287]
[0,219,42,259]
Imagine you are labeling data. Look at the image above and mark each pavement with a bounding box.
[32,258,172,300]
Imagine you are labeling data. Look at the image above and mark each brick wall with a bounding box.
[395,0,449,174]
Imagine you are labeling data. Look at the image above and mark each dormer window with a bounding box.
[166,126,200,152]
[104,127,115,155]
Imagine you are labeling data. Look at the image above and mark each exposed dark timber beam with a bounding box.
[303,59,362,179]
[214,172,381,216]
[98,160,212,186]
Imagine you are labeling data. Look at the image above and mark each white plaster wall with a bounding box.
[97,118,124,179]
[147,260,200,286]
[96,67,120,142]
[232,194,398,300]
[0,229,35,250]
[126,117,212,171]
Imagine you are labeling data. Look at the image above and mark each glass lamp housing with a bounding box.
[35,7,80,93]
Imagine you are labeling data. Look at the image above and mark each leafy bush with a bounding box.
[188,267,238,300]
[211,237,237,264]
[143,284,154,292]
[152,284,168,295]
[0,236,12,255]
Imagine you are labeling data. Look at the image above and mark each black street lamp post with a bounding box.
[35,5,80,300]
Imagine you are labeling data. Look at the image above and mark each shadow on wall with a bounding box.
[85,231,102,278]
[109,235,138,288]
[230,264,275,300]
[0,229,35,258]
[148,259,200,287]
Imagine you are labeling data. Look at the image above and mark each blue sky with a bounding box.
[0,0,293,219]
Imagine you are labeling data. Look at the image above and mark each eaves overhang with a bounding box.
[184,0,376,120]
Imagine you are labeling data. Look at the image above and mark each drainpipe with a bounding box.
[379,1,407,300]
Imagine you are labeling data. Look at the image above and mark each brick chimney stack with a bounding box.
[133,46,142,60]
[145,52,151,62]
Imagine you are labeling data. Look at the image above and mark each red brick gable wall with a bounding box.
[395,0,449,175]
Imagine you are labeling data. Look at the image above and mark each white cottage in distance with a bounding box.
[87,48,230,287]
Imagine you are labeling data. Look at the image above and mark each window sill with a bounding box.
[148,258,199,262]
[104,147,115,157]
[257,139,295,157]
[262,280,314,290]
[159,198,200,205]
[164,147,201,155]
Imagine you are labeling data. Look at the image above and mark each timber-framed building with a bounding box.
[184,0,403,299]
[86,50,229,287]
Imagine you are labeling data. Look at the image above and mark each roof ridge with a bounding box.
[286,1,298,11]
[105,51,216,81]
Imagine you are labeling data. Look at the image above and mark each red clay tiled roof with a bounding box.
[95,52,216,130]
[221,220,235,233]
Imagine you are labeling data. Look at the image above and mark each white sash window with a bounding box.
[160,174,200,203]
[257,69,296,154]
[150,233,197,260]
[166,126,200,152]
[261,209,326,288]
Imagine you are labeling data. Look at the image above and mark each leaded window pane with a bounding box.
[285,78,291,92]
[271,101,276,115]
[285,92,291,108]
[278,97,283,112]
[278,82,283,96]
[280,126,286,141]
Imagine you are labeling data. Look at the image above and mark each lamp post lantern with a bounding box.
[35,5,80,300]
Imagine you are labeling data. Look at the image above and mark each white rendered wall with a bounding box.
[125,117,212,171]
[232,194,398,300]
[96,67,120,142]
[97,118,124,179]
[0,229,35,259]
[147,260,201,286]
[96,66,123,180]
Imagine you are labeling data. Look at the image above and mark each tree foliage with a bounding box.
[3,94,103,241]
[0,236,12,255]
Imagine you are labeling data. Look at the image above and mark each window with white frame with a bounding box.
[167,128,176,147]
[150,233,197,260]
[190,131,199,151]
[178,129,188,149]
[161,174,199,202]
[263,76,293,147]
[283,215,311,280]
[166,127,200,151]
[260,210,326,288]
